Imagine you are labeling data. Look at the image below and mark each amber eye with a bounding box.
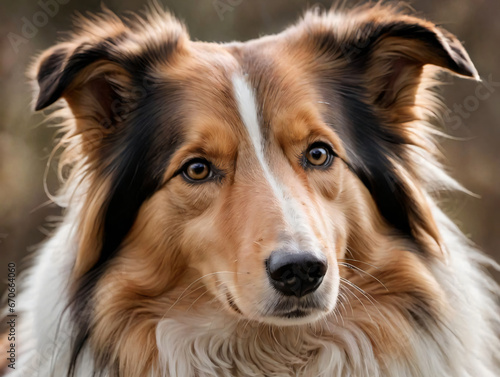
[305,144,332,167]
[183,160,211,181]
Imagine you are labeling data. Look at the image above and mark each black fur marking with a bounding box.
[34,34,187,376]
[68,80,186,375]
[311,43,416,236]
[333,83,412,237]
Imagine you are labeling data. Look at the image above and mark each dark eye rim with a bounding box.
[302,142,336,170]
[177,158,223,184]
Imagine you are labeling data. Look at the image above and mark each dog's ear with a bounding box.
[345,17,478,111]
[34,41,132,134]
[348,16,479,79]
[32,11,188,142]
[297,7,479,111]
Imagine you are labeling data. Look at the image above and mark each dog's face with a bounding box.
[142,59,350,324]
[102,39,352,325]
[34,4,478,342]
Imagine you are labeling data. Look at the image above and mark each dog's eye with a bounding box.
[305,143,334,167]
[183,160,211,181]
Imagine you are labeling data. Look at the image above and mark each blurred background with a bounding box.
[0,0,499,299]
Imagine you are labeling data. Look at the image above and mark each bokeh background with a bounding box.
[0,0,499,299]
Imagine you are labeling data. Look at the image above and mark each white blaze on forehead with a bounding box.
[231,74,282,200]
[231,73,320,252]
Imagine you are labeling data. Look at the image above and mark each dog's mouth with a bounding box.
[222,286,332,325]
[272,308,311,319]
[219,274,337,325]
[259,299,331,326]
[264,295,329,321]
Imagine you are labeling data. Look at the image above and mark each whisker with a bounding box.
[187,282,224,312]
[340,283,374,323]
[337,291,352,317]
[324,312,337,330]
[340,277,380,308]
[339,262,389,291]
[332,304,345,327]
[166,271,243,314]
[338,258,380,270]
[340,278,390,329]
[340,278,375,323]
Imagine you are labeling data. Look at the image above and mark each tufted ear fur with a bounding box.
[293,5,479,251]
[32,9,188,156]
[298,4,479,114]
[35,42,133,131]
[345,15,479,115]
[33,41,137,177]
[33,42,135,164]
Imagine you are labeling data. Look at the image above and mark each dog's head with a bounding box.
[33,3,477,364]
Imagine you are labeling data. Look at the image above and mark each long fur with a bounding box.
[3,3,499,377]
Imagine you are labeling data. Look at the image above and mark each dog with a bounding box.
[3,3,499,376]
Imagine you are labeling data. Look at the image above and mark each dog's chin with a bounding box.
[222,288,337,326]
[219,278,338,326]
[259,295,337,326]
[258,307,331,326]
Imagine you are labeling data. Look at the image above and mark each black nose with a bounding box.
[266,251,327,297]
